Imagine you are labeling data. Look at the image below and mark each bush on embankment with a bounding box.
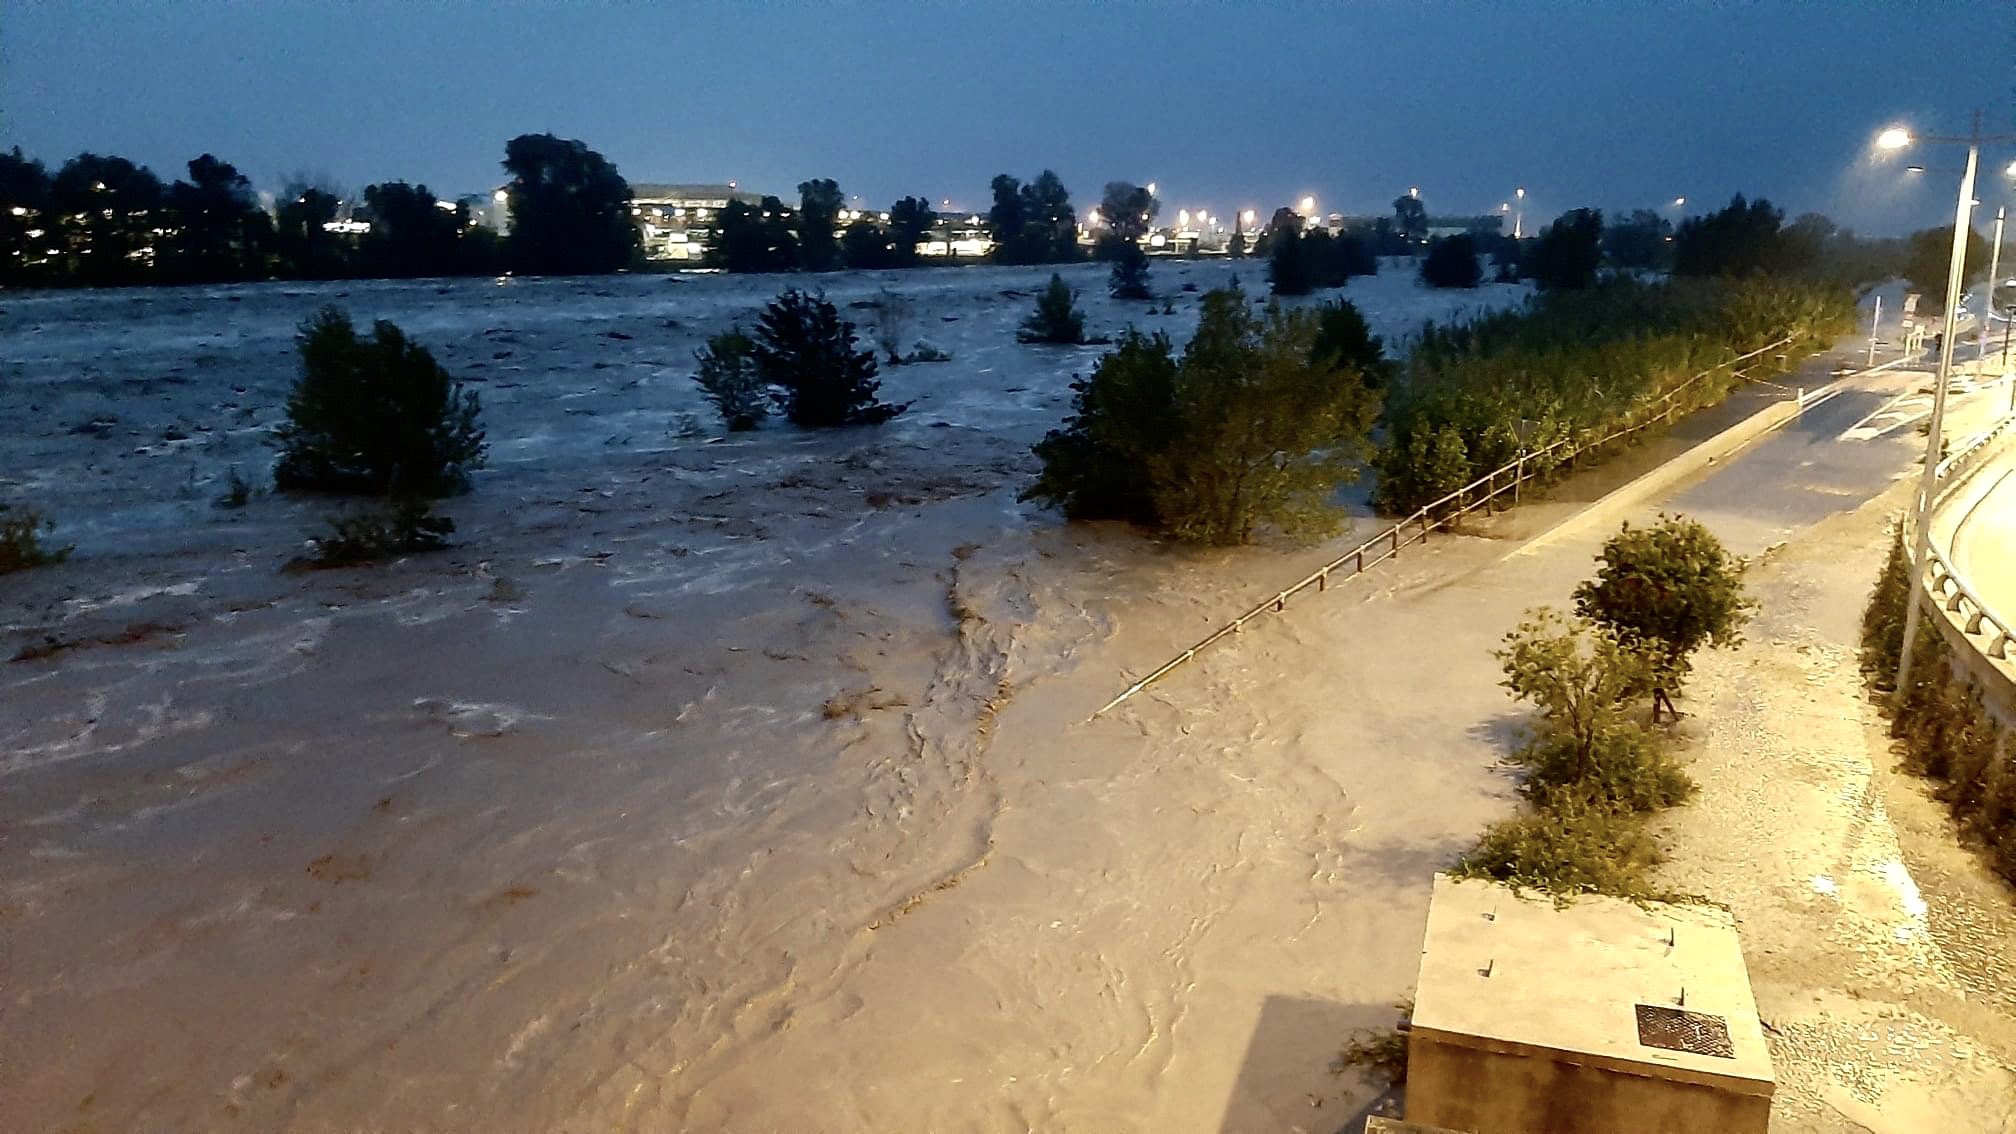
[1860,520,2016,885]
[1374,276,1857,514]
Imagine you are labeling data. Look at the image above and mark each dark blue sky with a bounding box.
[4,1,2012,234]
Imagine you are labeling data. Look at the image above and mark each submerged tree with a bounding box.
[1019,273,1088,344]
[751,290,904,427]
[692,328,768,431]
[1025,283,1380,544]
[274,307,486,496]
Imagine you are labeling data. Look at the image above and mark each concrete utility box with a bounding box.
[1406,874,1774,1134]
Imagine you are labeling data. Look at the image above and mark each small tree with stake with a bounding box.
[751,289,904,427]
[1573,514,1754,722]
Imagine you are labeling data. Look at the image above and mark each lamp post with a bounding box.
[1884,112,2016,694]
[1982,205,2005,356]
[1513,186,1525,240]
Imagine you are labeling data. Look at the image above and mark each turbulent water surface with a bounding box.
[1,263,1537,1131]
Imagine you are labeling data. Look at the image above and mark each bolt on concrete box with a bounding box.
[1405,874,1774,1134]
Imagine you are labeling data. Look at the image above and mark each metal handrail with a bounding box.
[1091,335,1801,717]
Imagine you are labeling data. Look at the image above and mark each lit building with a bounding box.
[628,182,764,261]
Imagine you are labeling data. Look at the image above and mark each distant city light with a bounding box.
[8,206,24,217]
[1409,186,1419,198]
[1178,209,1190,227]
[1876,127,1912,150]
[1087,209,1102,226]
[2006,160,2016,179]
[1673,196,1686,207]
[493,189,508,203]
[1299,196,1316,215]
[1146,182,1157,196]
[1241,209,1257,226]
[437,200,458,211]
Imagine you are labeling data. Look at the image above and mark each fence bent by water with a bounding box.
[1091,335,1808,718]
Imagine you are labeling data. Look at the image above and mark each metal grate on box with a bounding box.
[1634,1004,1735,1058]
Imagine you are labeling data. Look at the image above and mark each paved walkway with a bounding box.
[1657,486,2016,1133]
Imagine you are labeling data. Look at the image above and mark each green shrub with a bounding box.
[1024,283,1380,544]
[274,307,485,496]
[1375,276,1857,515]
[0,502,70,574]
[1509,721,1694,814]
[308,497,454,567]
[1859,518,1911,684]
[692,328,767,431]
[1311,300,1392,388]
[1573,514,1753,716]
[751,289,902,427]
[1455,791,1666,899]
[1018,274,1087,344]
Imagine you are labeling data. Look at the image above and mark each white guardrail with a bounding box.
[1921,410,2016,672]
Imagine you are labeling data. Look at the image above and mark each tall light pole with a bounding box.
[1885,112,2016,693]
[1513,186,1525,240]
[1982,205,2005,356]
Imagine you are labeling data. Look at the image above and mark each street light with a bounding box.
[1673,196,1686,208]
[1883,113,2016,693]
[1514,186,1526,239]
[1299,195,1316,215]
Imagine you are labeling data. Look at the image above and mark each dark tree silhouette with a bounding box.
[841,219,894,270]
[1420,234,1483,288]
[1527,208,1604,291]
[358,182,473,278]
[1903,224,1990,311]
[500,133,638,276]
[1671,195,1816,278]
[274,184,350,279]
[161,154,271,282]
[50,153,164,285]
[712,196,800,273]
[0,148,52,286]
[1392,194,1428,245]
[1601,209,1670,270]
[1100,182,1156,243]
[797,178,844,271]
[887,196,936,267]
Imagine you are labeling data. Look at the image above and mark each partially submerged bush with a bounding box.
[1024,283,1380,545]
[692,328,767,431]
[274,307,485,496]
[0,502,70,574]
[1420,234,1482,288]
[1018,273,1087,344]
[872,288,911,365]
[307,497,454,567]
[1104,237,1152,300]
[752,289,904,427]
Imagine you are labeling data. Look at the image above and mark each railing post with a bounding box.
[1514,452,1525,504]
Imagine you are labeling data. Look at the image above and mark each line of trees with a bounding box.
[0,133,637,287]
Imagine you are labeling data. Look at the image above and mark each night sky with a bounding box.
[4,1,2012,234]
